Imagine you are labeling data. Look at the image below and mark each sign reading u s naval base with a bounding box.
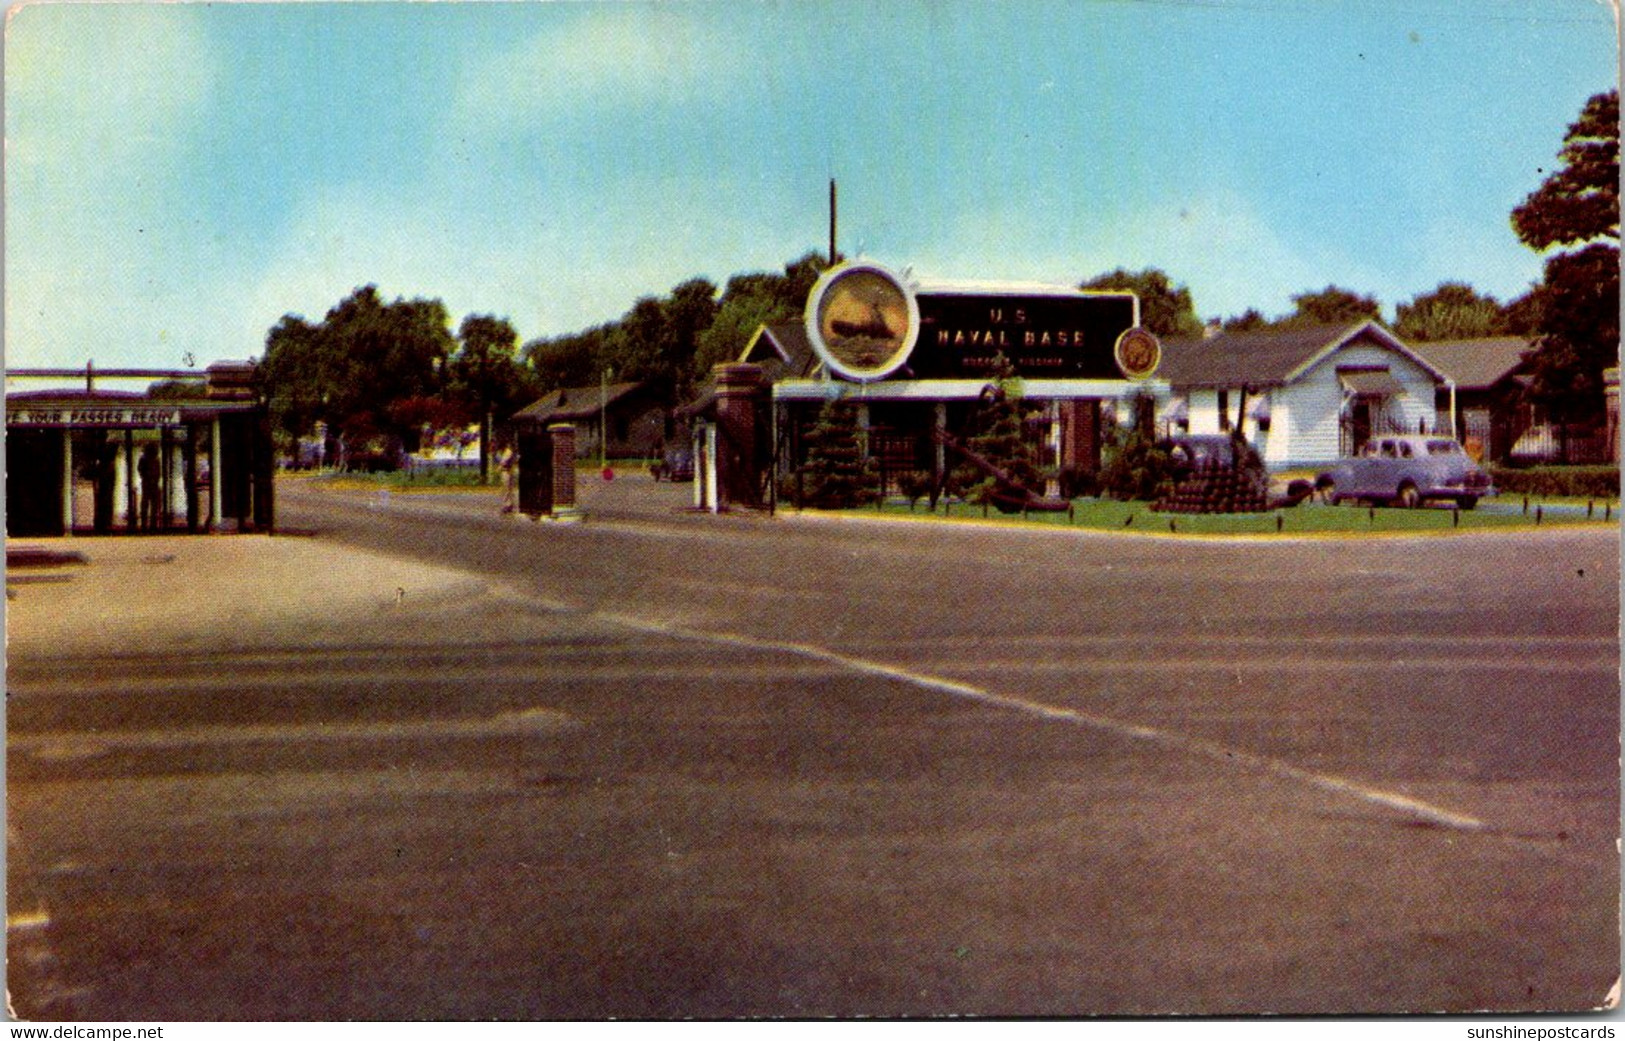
[805,262,1159,383]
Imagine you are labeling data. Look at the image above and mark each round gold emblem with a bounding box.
[1114,326,1162,380]
[805,263,919,381]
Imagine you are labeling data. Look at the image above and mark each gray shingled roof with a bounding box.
[1159,324,1368,388]
[513,381,646,423]
[743,322,821,381]
[1404,337,1533,391]
[1159,321,1447,389]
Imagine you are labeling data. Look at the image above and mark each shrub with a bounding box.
[796,400,878,508]
[1099,426,1172,501]
[1488,465,1619,498]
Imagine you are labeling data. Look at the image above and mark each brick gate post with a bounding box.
[547,422,581,520]
[712,363,766,509]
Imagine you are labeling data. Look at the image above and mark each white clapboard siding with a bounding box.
[1279,342,1441,467]
[1160,329,1446,469]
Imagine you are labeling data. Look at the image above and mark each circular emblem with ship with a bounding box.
[805,262,919,382]
[1114,326,1162,380]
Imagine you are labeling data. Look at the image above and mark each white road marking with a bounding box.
[8,910,52,932]
[593,611,1490,833]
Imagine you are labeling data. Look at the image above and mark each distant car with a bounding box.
[650,446,694,483]
[1158,434,1238,474]
[1317,435,1493,509]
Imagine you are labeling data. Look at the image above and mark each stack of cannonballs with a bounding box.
[1155,459,1269,514]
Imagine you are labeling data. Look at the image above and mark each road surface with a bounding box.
[7,475,1618,1018]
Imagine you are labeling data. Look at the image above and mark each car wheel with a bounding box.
[1457,496,1478,510]
[1397,482,1422,509]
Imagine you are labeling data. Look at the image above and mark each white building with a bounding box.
[1158,321,1452,469]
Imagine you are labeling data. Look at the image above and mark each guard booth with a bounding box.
[5,361,274,537]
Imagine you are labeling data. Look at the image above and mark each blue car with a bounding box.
[1317,435,1494,509]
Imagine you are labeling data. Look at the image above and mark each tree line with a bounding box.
[255,89,1616,465]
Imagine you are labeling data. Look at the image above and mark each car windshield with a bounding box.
[1426,440,1462,456]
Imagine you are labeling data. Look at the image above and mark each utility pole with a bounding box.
[600,367,610,472]
[829,179,838,266]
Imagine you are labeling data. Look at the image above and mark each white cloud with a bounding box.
[4,5,217,176]
[451,7,764,128]
[910,190,1404,322]
[214,169,806,358]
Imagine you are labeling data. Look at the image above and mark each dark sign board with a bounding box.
[906,291,1137,380]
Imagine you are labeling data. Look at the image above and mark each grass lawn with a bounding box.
[807,496,1619,536]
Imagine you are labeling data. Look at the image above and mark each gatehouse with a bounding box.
[6,362,274,537]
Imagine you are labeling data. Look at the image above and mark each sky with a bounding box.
[4,0,1619,372]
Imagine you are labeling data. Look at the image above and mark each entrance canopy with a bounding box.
[6,362,273,537]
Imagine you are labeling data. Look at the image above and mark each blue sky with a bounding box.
[5,0,1618,372]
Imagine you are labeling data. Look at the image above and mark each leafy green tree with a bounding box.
[448,314,534,477]
[595,277,719,403]
[522,324,611,391]
[1221,309,1269,333]
[258,285,456,465]
[1280,286,1382,328]
[1394,282,1509,342]
[1501,288,1546,336]
[693,251,832,378]
[1080,268,1203,339]
[1512,89,1620,423]
[1512,90,1619,250]
[1526,244,1620,421]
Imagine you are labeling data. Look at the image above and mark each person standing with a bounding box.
[137,444,161,531]
[498,443,517,514]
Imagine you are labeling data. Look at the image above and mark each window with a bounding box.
[1217,390,1230,431]
[1426,440,1461,456]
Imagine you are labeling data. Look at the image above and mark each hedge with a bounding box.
[1487,465,1620,498]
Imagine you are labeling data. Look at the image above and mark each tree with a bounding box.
[795,399,875,508]
[693,251,832,378]
[1525,244,1620,420]
[448,314,533,477]
[948,356,1046,507]
[595,277,719,404]
[1512,89,1620,424]
[1221,309,1269,333]
[1080,268,1203,339]
[1501,287,1546,337]
[1512,90,1619,250]
[1394,282,1509,342]
[258,285,456,466]
[523,324,611,392]
[1280,286,1382,328]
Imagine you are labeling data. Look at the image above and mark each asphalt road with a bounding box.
[7,475,1619,1019]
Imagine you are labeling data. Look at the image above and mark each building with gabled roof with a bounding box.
[511,380,667,460]
[1158,320,1452,467]
[1405,337,1535,462]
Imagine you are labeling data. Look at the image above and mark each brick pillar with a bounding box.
[1060,399,1101,477]
[713,362,766,508]
[548,423,580,519]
